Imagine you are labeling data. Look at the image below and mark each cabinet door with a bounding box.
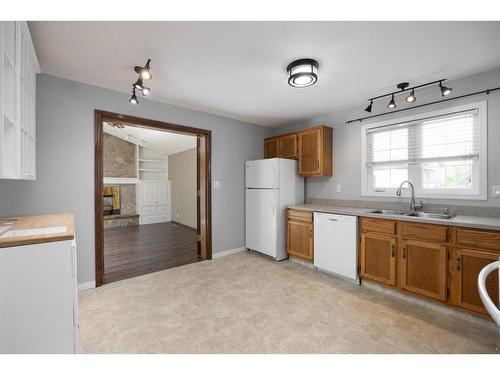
[455,248,499,315]
[264,138,279,159]
[287,220,313,260]
[298,128,321,175]
[154,182,168,204]
[400,239,447,301]
[279,134,297,159]
[360,233,396,286]
[140,182,155,205]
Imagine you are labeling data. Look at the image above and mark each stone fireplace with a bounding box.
[103,184,139,228]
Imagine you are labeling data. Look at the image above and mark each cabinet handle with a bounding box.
[456,257,461,271]
[402,246,406,259]
[391,244,395,257]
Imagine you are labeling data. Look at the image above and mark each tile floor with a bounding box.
[78,251,498,353]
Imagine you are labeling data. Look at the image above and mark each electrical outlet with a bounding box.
[213,181,220,189]
[336,184,342,193]
[492,185,500,198]
[176,213,180,218]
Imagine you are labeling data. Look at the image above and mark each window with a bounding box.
[361,101,487,200]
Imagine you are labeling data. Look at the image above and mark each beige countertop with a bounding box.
[288,204,500,231]
[0,213,75,248]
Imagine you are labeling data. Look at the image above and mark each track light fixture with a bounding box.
[440,82,452,97]
[387,94,396,109]
[361,79,452,113]
[129,87,139,104]
[405,89,416,103]
[129,59,153,104]
[364,100,373,113]
[134,59,152,81]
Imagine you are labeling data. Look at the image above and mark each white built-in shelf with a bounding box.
[138,168,166,172]
[138,159,166,163]
[103,177,138,184]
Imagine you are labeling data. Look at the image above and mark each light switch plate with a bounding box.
[336,184,342,193]
[492,185,500,198]
[213,181,220,189]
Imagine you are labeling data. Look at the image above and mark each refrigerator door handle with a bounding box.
[272,191,276,215]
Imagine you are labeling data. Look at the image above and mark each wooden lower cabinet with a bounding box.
[360,233,396,286]
[400,239,448,301]
[454,248,499,314]
[287,210,313,261]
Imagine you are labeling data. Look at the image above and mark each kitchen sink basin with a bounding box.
[369,209,408,216]
[405,212,454,220]
[369,209,454,220]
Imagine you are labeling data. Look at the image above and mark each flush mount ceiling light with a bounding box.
[129,87,139,104]
[134,59,152,81]
[286,58,319,88]
[362,79,452,113]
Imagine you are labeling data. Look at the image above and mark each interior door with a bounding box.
[400,239,447,301]
[245,188,277,257]
[245,159,278,189]
[455,248,499,314]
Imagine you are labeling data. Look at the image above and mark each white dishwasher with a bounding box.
[313,212,359,284]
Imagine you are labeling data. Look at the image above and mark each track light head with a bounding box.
[405,89,416,103]
[133,77,151,96]
[134,59,152,81]
[440,82,452,97]
[365,100,373,113]
[141,86,150,96]
[129,88,139,105]
[387,94,396,109]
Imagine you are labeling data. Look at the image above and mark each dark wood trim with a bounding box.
[95,110,212,287]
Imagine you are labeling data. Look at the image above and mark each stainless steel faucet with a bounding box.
[396,180,423,212]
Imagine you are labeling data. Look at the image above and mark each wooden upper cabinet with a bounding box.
[360,233,396,286]
[279,133,298,159]
[298,126,333,177]
[400,239,448,301]
[454,248,499,315]
[264,133,298,159]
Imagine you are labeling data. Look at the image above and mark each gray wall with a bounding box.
[169,147,197,229]
[275,68,500,208]
[0,74,273,284]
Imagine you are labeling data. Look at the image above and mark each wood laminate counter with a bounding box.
[0,213,75,248]
[288,204,500,231]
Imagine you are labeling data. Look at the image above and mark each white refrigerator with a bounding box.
[245,158,304,260]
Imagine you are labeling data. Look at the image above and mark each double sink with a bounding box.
[369,209,454,221]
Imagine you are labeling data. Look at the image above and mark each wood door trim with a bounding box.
[94,110,212,287]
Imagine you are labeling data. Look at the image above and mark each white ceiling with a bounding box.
[104,122,196,156]
[30,21,500,127]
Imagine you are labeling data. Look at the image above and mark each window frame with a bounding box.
[360,101,488,200]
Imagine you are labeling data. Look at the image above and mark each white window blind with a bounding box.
[361,102,487,199]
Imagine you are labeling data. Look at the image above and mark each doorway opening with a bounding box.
[94,110,211,286]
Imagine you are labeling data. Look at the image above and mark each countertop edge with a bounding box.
[287,205,500,231]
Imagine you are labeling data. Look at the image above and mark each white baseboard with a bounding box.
[212,247,247,258]
[77,281,96,291]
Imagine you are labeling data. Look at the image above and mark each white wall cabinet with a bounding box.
[0,21,39,180]
[137,181,172,224]
[0,239,78,353]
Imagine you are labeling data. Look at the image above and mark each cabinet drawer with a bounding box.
[141,205,155,216]
[455,228,500,252]
[287,209,313,223]
[156,204,171,215]
[360,218,396,235]
[400,222,448,243]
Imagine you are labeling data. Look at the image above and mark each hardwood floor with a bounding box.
[104,222,200,283]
